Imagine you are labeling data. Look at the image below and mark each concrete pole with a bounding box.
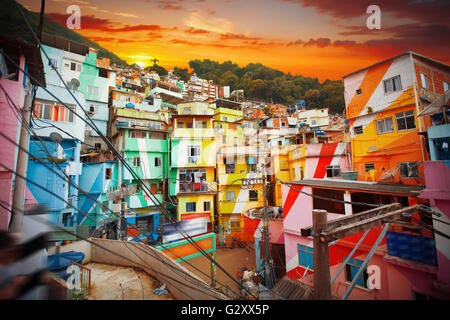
[313,209,331,300]
[10,91,32,232]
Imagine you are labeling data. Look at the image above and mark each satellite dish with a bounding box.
[49,132,63,144]
[70,78,80,91]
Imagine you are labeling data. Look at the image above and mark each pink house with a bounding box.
[281,178,450,299]
[0,37,44,230]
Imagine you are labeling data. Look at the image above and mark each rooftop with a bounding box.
[289,178,424,196]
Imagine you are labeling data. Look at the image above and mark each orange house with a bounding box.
[343,51,450,185]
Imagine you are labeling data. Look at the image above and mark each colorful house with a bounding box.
[214,101,266,245]
[280,178,450,299]
[0,37,45,230]
[108,97,169,242]
[27,39,88,229]
[169,101,217,233]
[77,161,118,229]
[418,89,450,293]
[343,51,450,184]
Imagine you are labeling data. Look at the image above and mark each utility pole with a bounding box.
[10,90,33,232]
[161,153,166,243]
[261,158,274,290]
[312,209,331,300]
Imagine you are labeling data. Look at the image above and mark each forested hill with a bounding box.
[172,60,346,114]
[0,1,128,67]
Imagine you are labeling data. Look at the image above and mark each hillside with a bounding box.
[0,1,128,66]
[174,60,345,114]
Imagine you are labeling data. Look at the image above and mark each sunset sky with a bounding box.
[18,0,450,81]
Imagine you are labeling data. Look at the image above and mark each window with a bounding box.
[105,168,112,180]
[187,146,200,164]
[326,165,341,178]
[444,81,449,92]
[399,162,420,178]
[278,140,283,146]
[101,201,109,213]
[345,257,369,289]
[177,121,184,128]
[183,107,192,115]
[230,220,240,231]
[383,75,402,94]
[133,157,141,167]
[247,164,257,173]
[420,72,429,90]
[222,135,227,144]
[356,88,362,95]
[154,157,162,167]
[34,101,75,122]
[99,68,108,78]
[365,163,375,172]
[223,116,228,122]
[298,245,314,269]
[395,110,416,131]
[188,146,200,157]
[186,202,196,212]
[70,62,81,72]
[376,117,394,134]
[249,190,258,202]
[88,85,99,96]
[354,125,363,135]
[203,201,211,211]
[311,119,317,126]
[282,122,286,127]
[89,105,96,113]
[226,191,235,202]
[48,58,58,69]
[95,143,102,150]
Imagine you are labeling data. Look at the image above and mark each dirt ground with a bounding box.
[180,245,256,297]
[85,262,174,300]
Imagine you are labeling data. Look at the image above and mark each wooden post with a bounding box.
[313,209,331,300]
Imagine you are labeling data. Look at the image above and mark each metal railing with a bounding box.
[69,260,91,300]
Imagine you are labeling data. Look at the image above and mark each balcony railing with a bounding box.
[178,182,215,193]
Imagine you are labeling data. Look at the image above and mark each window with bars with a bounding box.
[154,157,162,167]
[376,117,394,134]
[354,126,363,135]
[186,202,196,212]
[395,110,416,131]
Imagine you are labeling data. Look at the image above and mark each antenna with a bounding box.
[70,78,80,91]
[49,132,63,144]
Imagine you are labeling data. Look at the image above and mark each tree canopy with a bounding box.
[186,59,345,114]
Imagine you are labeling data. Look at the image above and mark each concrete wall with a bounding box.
[89,238,228,300]
[48,240,92,264]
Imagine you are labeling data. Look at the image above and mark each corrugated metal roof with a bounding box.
[289,178,423,196]
[272,276,314,300]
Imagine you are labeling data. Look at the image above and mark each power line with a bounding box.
[6,5,258,297]
[0,201,226,300]
[2,48,252,298]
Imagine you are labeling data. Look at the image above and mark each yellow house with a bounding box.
[169,102,217,230]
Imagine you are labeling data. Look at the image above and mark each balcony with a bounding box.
[172,128,215,139]
[177,182,216,194]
